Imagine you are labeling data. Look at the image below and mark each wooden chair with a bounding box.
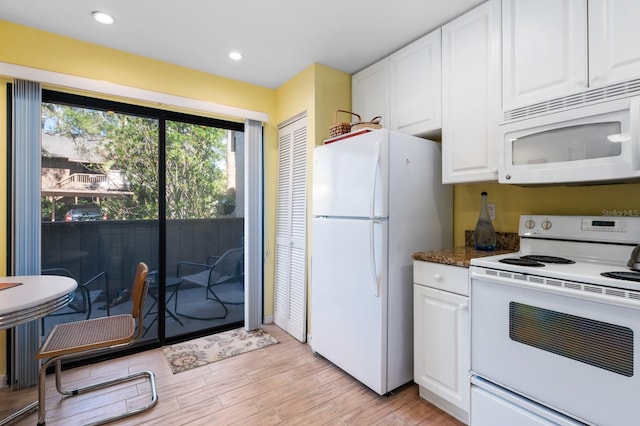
[35,262,158,426]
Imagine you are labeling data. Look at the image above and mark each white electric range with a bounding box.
[469,215,640,426]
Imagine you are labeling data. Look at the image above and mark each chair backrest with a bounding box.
[130,262,149,319]
[41,268,75,279]
[213,248,244,278]
[42,267,89,313]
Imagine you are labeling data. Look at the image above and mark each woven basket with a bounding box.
[351,116,382,132]
[329,110,361,138]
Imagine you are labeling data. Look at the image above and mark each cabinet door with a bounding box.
[442,0,501,183]
[502,0,587,111]
[389,29,442,136]
[414,284,470,413]
[352,58,390,129]
[589,0,640,87]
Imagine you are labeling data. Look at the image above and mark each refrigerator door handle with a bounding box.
[370,220,381,297]
[370,141,381,218]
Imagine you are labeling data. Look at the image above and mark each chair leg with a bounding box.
[177,291,228,320]
[38,355,158,426]
[209,282,245,306]
[37,359,48,425]
[205,287,230,318]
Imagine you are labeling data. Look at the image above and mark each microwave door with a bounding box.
[499,96,640,185]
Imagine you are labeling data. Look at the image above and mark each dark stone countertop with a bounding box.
[412,246,515,268]
[412,231,519,268]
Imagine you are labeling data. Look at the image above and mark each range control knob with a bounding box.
[524,219,535,229]
[541,220,552,230]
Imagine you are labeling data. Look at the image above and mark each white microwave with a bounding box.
[499,96,640,185]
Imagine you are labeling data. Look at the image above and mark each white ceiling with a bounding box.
[0,0,485,89]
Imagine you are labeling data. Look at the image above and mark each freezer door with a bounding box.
[311,217,388,394]
[313,129,388,218]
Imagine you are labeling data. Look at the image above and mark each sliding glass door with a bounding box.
[163,121,244,339]
[39,91,244,347]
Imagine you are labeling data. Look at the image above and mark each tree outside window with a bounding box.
[41,103,235,220]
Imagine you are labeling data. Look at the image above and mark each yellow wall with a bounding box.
[453,181,640,246]
[0,23,275,115]
[274,62,351,144]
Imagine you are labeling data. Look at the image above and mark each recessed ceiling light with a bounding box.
[228,51,243,61]
[92,11,115,25]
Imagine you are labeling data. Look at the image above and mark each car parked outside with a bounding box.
[64,205,107,222]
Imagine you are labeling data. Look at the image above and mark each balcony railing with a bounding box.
[54,173,109,188]
[42,217,244,296]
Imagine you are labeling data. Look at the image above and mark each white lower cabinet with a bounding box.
[414,261,469,424]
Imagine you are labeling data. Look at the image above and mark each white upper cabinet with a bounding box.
[389,29,442,136]
[352,29,442,137]
[502,0,587,111]
[441,0,501,183]
[588,0,640,87]
[503,0,640,112]
[352,58,390,130]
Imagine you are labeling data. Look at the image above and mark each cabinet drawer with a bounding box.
[413,260,468,296]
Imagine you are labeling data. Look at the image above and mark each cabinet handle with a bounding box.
[433,273,443,281]
[460,303,469,311]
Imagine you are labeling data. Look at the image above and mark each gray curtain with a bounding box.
[11,79,42,389]
[244,119,263,330]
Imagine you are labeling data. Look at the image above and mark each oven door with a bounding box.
[470,266,640,426]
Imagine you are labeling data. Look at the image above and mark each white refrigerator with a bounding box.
[311,129,452,395]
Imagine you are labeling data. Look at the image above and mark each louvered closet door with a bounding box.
[274,114,307,342]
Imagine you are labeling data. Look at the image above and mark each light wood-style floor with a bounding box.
[2,324,464,425]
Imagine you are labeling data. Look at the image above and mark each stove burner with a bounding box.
[601,271,640,282]
[521,255,575,264]
[499,258,545,267]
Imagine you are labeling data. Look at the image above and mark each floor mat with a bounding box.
[162,327,278,373]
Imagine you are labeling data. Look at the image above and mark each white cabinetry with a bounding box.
[414,261,470,424]
[502,0,587,111]
[389,29,442,136]
[589,0,640,87]
[352,58,389,130]
[352,29,441,137]
[503,0,640,112]
[441,0,501,184]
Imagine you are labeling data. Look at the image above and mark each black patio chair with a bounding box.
[41,268,110,324]
[175,247,244,320]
